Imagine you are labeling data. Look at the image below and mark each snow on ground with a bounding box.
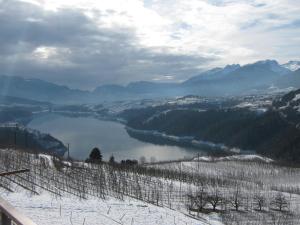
[167,96,202,105]
[0,190,222,225]
[282,61,300,71]
[193,154,273,163]
[38,154,55,168]
[292,93,300,102]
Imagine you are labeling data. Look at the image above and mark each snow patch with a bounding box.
[282,61,300,71]
[193,154,273,163]
[292,94,300,102]
[0,191,221,225]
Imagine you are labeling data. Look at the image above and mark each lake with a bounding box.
[28,113,203,162]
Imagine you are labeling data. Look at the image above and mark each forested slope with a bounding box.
[123,94,300,163]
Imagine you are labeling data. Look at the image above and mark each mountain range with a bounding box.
[1,60,300,103]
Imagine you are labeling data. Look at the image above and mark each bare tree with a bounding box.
[194,185,208,215]
[272,193,288,212]
[253,193,266,211]
[230,186,243,211]
[207,187,223,211]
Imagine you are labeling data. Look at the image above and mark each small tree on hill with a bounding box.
[230,186,243,211]
[109,155,115,164]
[207,187,223,211]
[87,147,102,163]
[253,193,266,211]
[272,193,288,212]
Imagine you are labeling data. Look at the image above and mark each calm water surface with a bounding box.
[28,114,202,161]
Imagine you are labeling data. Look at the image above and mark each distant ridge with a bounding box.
[2,59,300,103]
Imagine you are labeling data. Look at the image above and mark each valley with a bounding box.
[0,89,284,162]
[1,0,300,224]
[1,61,300,225]
[0,86,299,163]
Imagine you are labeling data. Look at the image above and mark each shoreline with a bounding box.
[27,111,252,159]
[125,126,253,155]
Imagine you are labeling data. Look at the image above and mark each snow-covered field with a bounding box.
[0,149,223,225]
[147,158,300,224]
[1,190,220,225]
[2,148,300,224]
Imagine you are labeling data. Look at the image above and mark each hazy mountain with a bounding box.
[93,81,181,101]
[93,85,132,101]
[183,60,288,85]
[183,64,241,85]
[2,60,299,103]
[282,61,300,71]
[0,95,50,106]
[0,75,90,103]
[94,84,127,94]
[221,60,288,85]
[275,69,300,89]
[126,81,180,97]
[96,60,289,98]
[180,60,290,96]
[255,60,290,75]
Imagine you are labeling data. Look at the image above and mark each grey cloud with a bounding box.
[0,1,99,49]
[0,0,214,89]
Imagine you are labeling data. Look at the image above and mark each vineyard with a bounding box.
[0,148,300,224]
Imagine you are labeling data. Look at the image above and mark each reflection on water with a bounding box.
[28,113,202,161]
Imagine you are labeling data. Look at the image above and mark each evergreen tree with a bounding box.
[87,147,102,163]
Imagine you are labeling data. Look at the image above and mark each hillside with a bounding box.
[0,148,222,225]
[272,88,300,126]
[275,69,300,89]
[122,91,300,163]
[3,191,205,225]
[1,148,300,224]
[0,124,67,155]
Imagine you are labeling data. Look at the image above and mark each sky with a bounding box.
[0,0,299,89]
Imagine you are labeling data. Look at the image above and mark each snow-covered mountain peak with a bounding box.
[282,61,300,71]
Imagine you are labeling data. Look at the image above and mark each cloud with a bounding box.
[0,0,299,89]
